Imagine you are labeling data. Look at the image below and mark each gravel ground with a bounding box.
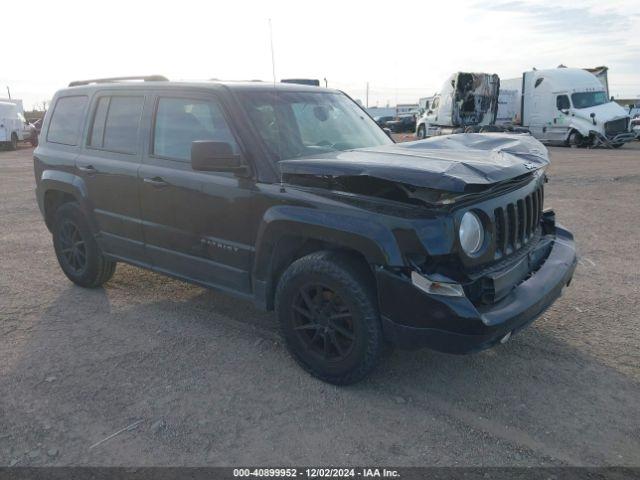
[0,141,639,467]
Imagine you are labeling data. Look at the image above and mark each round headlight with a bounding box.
[459,211,484,255]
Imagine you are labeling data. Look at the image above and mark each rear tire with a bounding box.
[275,251,383,385]
[52,202,116,288]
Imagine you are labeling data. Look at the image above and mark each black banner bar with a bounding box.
[0,468,639,480]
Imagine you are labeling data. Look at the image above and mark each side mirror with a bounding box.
[191,141,248,174]
[590,112,596,125]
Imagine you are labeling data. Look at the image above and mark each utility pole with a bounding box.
[366,82,369,108]
[6,86,11,100]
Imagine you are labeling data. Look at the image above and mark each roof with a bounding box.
[529,68,603,92]
[62,77,339,95]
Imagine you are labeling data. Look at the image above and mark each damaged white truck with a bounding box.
[415,72,504,139]
[497,68,636,148]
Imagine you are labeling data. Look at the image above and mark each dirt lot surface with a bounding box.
[1,141,639,467]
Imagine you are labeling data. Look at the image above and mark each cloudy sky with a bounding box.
[2,0,638,110]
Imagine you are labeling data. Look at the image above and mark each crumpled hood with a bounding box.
[572,101,630,125]
[279,133,549,193]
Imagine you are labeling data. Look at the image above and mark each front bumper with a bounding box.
[377,224,577,354]
[592,130,637,147]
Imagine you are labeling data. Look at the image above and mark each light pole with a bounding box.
[366,82,369,108]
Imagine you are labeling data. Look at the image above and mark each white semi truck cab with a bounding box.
[498,68,635,148]
[415,72,500,139]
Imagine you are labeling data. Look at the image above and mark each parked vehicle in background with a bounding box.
[417,96,434,116]
[34,76,576,384]
[0,101,36,149]
[373,115,394,128]
[26,122,38,147]
[631,116,640,139]
[33,117,44,135]
[280,79,321,87]
[415,72,501,139]
[496,68,635,148]
[386,114,416,133]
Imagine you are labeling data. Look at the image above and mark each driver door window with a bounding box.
[556,95,570,111]
[153,97,238,162]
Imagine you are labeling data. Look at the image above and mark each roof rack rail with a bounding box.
[68,75,168,87]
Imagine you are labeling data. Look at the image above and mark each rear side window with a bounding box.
[88,96,144,154]
[47,96,88,146]
[153,97,238,162]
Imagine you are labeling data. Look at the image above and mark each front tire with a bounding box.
[9,133,18,151]
[275,251,383,385]
[417,125,426,139]
[52,202,116,288]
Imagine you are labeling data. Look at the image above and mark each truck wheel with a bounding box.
[569,131,583,148]
[275,251,383,385]
[9,133,18,151]
[52,202,116,288]
[417,125,426,139]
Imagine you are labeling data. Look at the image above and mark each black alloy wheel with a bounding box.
[57,219,88,275]
[52,202,116,288]
[292,283,356,362]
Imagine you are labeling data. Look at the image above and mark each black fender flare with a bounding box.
[38,170,96,231]
[252,205,403,308]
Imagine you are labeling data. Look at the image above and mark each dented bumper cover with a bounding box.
[377,223,577,353]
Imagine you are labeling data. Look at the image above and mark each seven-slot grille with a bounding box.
[493,184,543,258]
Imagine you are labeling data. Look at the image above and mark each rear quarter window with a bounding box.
[47,96,88,146]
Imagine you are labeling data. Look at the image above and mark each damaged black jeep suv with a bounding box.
[34,76,577,384]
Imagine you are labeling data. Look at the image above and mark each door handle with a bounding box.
[143,176,170,188]
[78,165,97,174]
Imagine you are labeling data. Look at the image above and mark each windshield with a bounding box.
[571,91,607,109]
[239,90,392,161]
